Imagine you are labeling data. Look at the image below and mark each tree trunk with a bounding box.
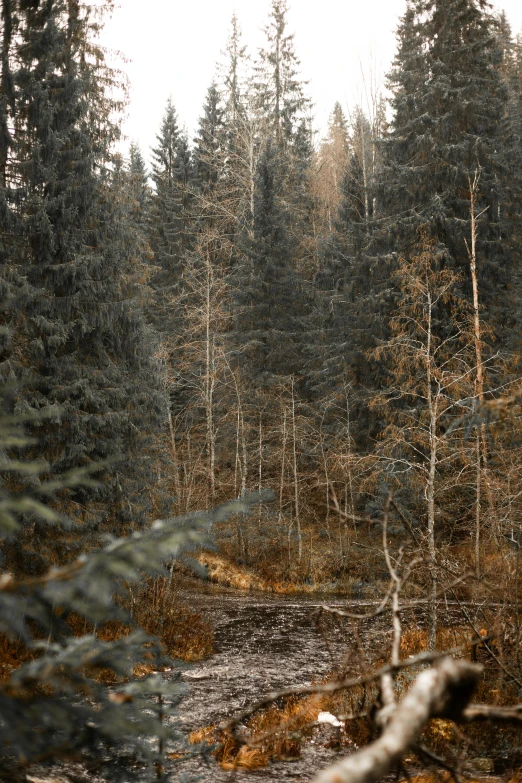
[426,287,438,652]
[291,377,302,562]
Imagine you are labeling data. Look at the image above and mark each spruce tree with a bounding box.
[254,0,309,149]
[0,0,169,571]
[149,98,183,308]
[361,0,522,560]
[382,0,516,339]
[128,141,150,213]
[193,82,225,198]
[148,100,196,406]
[310,104,388,449]
[230,139,308,383]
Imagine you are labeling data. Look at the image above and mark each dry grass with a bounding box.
[400,626,476,657]
[0,575,214,689]
[195,551,357,594]
[196,552,272,591]
[189,693,331,770]
[220,744,269,771]
[399,776,487,783]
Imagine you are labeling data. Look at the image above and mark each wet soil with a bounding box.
[30,585,499,783]
[172,581,389,781]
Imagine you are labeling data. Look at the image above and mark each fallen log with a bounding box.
[314,658,480,783]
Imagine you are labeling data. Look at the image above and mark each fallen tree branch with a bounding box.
[463,703,522,724]
[313,658,480,783]
[319,572,475,621]
[224,646,483,738]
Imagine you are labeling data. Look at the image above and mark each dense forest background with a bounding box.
[3,0,522,779]
[1,0,522,591]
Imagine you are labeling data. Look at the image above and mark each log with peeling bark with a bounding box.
[314,658,480,783]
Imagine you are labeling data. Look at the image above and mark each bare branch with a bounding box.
[313,659,480,783]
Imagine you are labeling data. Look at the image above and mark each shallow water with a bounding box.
[171,583,388,782]
[32,585,482,782]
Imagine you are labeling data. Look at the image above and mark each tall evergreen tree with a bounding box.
[0,0,168,571]
[150,99,183,300]
[128,141,150,212]
[193,83,225,198]
[148,101,196,354]
[382,0,517,340]
[309,104,388,448]
[254,0,310,149]
[230,139,308,383]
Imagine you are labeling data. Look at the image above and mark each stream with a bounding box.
[172,582,391,782]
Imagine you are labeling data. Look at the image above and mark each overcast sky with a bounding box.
[98,0,522,159]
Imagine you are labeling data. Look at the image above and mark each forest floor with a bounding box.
[19,580,522,782]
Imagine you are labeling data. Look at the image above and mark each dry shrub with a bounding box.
[400,626,473,657]
[196,552,271,591]
[0,577,213,692]
[190,694,330,771]
[132,576,214,661]
[68,579,214,664]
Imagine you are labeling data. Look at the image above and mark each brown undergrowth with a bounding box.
[0,574,214,685]
[189,693,331,769]
[131,575,214,662]
[399,624,522,773]
[195,549,386,595]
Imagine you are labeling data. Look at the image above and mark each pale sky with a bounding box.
[98,0,522,159]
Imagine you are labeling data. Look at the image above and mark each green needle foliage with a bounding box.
[0,391,273,780]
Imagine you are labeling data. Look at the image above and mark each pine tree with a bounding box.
[148,101,196,405]
[149,98,184,306]
[254,0,310,149]
[230,139,308,383]
[310,104,388,449]
[128,141,150,211]
[0,0,169,570]
[382,0,516,339]
[193,82,225,198]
